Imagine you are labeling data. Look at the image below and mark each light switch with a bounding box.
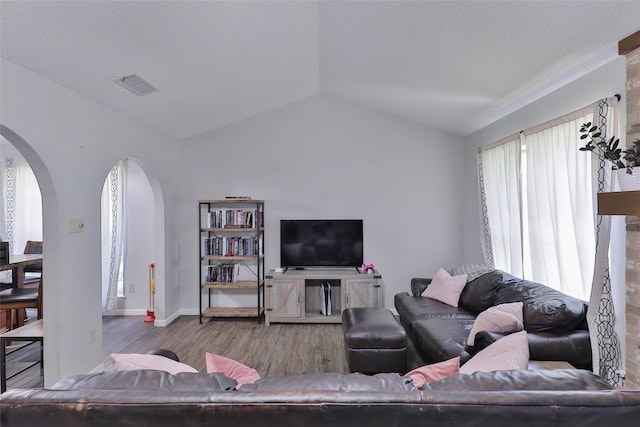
[69,218,85,233]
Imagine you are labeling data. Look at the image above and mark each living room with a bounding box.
[1,0,639,408]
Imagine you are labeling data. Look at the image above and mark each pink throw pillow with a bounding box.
[467,302,524,346]
[110,353,198,375]
[405,357,460,388]
[205,352,261,387]
[459,330,529,375]
[421,268,468,307]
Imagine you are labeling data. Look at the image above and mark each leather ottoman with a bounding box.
[342,307,407,374]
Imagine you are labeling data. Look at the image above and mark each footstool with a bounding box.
[342,307,407,374]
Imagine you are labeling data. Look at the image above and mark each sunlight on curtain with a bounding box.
[523,112,595,299]
[478,104,608,301]
[13,161,43,248]
[478,136,523,277]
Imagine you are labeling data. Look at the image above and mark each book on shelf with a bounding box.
[225,196,252,200]
[207,209,262,229]
[207,263,240,283]
[204,236,259,257]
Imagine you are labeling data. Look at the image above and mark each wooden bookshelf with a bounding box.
[597,191,640,215]
[199,200,265,323]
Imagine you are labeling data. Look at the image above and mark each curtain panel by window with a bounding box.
[478,104,598,300]
[522,112,596,299]
[102,161,126,311]
[0,155,43,247]
[477,134,522,277]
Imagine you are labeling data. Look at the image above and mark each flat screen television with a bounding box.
[280,219,363,270]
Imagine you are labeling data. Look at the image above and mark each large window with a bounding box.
[478,102,618,300]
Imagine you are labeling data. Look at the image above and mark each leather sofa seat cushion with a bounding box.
[410,318,476,365]
[395,293,476,327]
[50,370,238,392]
[240,372,415,392]
[420,369,612,391]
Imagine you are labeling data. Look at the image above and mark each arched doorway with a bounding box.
[0,124,57,387]
[100,158,156,317]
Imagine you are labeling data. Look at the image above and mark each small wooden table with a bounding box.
[528,360,575,370]
[0,319,43,393]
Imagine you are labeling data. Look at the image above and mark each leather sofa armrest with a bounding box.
[470,330,592,370]
[411,278,432,297]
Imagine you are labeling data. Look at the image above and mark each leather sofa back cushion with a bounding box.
[50,370,238,391]
[239,372,415,392]
[420,369,612,391]
[459,270,586,331]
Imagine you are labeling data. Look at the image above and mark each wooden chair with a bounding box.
[0,240,42,291]
[0,275,42,331]
[22,240,43,284]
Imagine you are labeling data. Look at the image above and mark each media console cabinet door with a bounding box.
[345,279,380,308]
[268,279,302,321]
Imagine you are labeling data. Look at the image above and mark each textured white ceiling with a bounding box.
[1,1,639,140]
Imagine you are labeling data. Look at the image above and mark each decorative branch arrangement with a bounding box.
[579,122,640,174]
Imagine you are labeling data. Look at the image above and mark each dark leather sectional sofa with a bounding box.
[394,269,593,369]
[2,368,639,426]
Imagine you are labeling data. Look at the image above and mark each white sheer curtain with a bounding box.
[522,111,595,299]
[102,161,126,311]
[477,135,523,277]
[586,98,623,386]
[478,105,599,300]
[12,160,43,249]
[0,152,43,252]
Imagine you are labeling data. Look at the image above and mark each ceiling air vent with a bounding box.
[113,74,158,96]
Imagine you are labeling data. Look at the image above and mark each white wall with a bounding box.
[180,94,465,310]
[0,58,182,384]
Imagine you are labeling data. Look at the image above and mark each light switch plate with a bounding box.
[69,218,85,233]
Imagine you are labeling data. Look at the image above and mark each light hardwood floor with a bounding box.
[4,315,351,392]
[104,315,350,376]
[5,314,423,393]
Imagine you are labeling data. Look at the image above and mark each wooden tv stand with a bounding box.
[265,269,382,325]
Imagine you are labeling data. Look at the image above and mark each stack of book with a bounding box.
[204,237,259,257]
[207,209,263,229]
[207,264,240,283]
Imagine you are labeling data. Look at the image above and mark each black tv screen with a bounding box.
[280,219,363,269]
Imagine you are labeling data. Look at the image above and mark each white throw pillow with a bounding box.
[467,302,524,346]
[421,268,468,307]
[111,353,198,375]
[460,330,529,375]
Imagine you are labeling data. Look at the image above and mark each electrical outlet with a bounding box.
[128,283,135,293]
[69,218,85,233]
[89,328,96,344]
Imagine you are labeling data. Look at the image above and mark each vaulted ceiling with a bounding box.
[2,1,639,140]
